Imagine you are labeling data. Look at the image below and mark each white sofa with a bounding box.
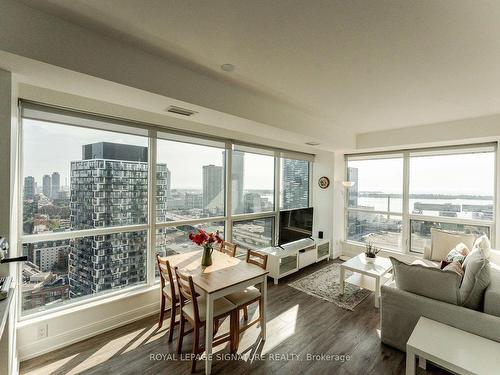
[380,248,500,352]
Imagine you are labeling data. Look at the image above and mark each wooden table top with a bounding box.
[164,250,269,294]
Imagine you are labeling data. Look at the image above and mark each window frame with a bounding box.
[17,101,314,320]
[344,144,497,254]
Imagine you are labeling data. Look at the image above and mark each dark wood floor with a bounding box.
[21,261,449,375]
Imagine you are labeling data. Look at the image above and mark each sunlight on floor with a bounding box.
[237,304,299,360]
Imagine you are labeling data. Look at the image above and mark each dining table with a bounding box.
[165,249,269,375]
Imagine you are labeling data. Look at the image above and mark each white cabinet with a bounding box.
[258,238,330,284]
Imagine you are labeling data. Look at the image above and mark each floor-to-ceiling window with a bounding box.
[345,144,496,253]
[19,101,313,316]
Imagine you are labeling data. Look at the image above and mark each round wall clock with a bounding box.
[318,176,330,189]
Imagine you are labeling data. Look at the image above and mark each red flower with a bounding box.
[189,229,223,246]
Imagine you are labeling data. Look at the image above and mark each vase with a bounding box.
[365,255,376,264]
[201,244,213,267]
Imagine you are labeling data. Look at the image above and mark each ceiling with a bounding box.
[20,0,500,135]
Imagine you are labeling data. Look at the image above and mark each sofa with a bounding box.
[380,238,500,352]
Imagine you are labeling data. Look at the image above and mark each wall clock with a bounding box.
[318,176,330,189]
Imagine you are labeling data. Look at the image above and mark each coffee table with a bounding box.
[406,317,500,375]
[339,253,392,308]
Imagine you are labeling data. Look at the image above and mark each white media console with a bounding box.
[257,237,330,284]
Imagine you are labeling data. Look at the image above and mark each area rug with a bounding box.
[287,262,371,311]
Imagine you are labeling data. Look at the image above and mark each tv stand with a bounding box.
[258,238,330,284]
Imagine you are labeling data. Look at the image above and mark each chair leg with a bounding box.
[258,297,264,327]
[191,326,199,373]
[214,319,220,335]
[231,311,240,353]
[177,315,185,354]
[243,306,248,321]
[158,296,165,328]
[168,300,176,343]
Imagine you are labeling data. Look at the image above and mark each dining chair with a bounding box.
[156,255,179,342]
[218,240,237,257]
[175,268,239,373]
[225,249,268,347]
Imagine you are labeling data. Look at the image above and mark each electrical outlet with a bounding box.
[37,324,48,340]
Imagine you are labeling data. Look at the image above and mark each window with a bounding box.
[345,144,496,253]
[232,150,274,215]
[347,211,402,251]
[19,102,313,316]
[21,110,152,314]
[22,120,149,235]
[346,155,404,249]
[281,158,310,209]
[232,218,274,257]
[155,222,225,258]
[156,136,226,222]
[409,150,495,221]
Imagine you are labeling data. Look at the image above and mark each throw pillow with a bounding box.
[443,261,465,278]
[429,228,476,262]
[444,243,470,265]
[460,248,491,310]
[390,257,462,305]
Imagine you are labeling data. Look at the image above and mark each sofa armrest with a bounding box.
[485,263,500,317]
[381,283,500,352]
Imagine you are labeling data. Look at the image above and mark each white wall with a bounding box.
[312,151,336,255]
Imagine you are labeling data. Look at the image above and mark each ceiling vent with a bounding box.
[166,106,197,117]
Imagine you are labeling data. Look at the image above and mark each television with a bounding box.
[278,207,314,245]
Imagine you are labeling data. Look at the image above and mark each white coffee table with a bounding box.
[339,254,392,308]
[406,317,500,375]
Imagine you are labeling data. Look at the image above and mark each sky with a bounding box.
[23,119,274,191]
[349,153,495,196]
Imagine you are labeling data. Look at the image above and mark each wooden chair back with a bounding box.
[246,249,268,270]
[156,255,176,301]
[219,240,237,257]
[175,268,200,323]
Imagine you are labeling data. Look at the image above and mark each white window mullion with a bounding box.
[225,142,233,242]
[402,151,410,254]
[274,153,280,245]
[147,130,157,286]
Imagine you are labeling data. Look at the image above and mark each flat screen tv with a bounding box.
[279,207,314,245]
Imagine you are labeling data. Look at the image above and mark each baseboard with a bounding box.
[18,301,158,361]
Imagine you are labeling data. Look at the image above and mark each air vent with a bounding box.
[305,141,320,146]
[166,106,197,117]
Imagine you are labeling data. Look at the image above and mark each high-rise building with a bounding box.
[347,167,359,207]
[68,142,167,298]
[42,174,51,198]
[23,176,36,200]
[51,172,60,199]
[203,164,224,215]
[282,159,309,209]
[231,151,245,213]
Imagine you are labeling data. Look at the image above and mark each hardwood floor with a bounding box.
[20,261,449,375]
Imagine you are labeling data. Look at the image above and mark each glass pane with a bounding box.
[155,222,225,258]
[347,211,402,251]
[347,157,403,213]
[232,217,274,257]
[156,139,225,222]
[409,152,495,221]
[280,159,310,209]
[22,230,147,315]
[22,119,149,235]
[410,220,491,254]
[232,151,274,214]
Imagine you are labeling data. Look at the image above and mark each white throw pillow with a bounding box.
[429,228,476,262]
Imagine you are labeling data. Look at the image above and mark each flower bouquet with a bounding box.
[188,229,222,267]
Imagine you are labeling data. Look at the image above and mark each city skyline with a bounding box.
[24,119,275,190]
